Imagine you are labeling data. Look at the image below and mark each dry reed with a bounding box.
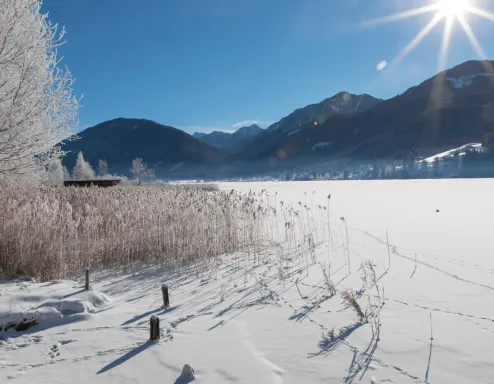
[0,184,263,281]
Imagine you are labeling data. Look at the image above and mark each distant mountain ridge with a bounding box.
[267,92,382,134]
[234,92,383,160]
[61,118,225,176]
[235,60,494,163]
[193,124,264,152]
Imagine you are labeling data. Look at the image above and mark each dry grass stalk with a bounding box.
[360,260,380,301]
[341,289,365,321]
[319,262,336,295]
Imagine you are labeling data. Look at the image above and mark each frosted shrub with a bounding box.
[72,152,95,180]
[0,184,265,281]
[45,158,65,186]
[97,160,109,178]
[130,158,154,185]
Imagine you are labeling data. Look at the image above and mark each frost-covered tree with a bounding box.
[63,166,71,181]
[130,158,154,185]
[46,157,64,185]
[97,159,108,178]
[72,152,95,180]
[384,165,394,179]
[0,0,79,178]
[371,162,380,179]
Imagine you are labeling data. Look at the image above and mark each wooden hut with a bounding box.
[64,179,121,188]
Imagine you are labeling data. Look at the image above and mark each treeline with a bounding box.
[45,151,155,185]
[231,146,493,182]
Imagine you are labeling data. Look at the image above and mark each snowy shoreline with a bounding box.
[2,180,494,383]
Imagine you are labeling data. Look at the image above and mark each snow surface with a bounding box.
[287,129,300,136]
[170,162,184,172]
[423,143,482,162]
[354,95,363,112]
[2,180,494,383]
[447,73,493,89]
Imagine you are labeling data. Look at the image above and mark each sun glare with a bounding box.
[436,0,471,18]
[360,0,493,70]
[360,0,494,112]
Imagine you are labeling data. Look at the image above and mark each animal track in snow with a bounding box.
[170,312,213,329]
[32,335,43,343]
[48,343,61,359]
[1,335,44,351]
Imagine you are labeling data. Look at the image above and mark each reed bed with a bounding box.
[0,182,344,285]
[0,184,264,281]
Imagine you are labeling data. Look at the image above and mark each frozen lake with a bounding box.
[1,179,493,383]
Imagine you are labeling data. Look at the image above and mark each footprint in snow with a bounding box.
[161,327,174,341]
[32,335,43,343]
[7,371,27,380]
[48,343,61,359]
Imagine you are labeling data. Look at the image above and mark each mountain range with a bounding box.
[193,124,264,152]
[61,60,494,177]
[235,92,382,162]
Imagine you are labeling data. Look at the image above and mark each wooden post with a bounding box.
[150,315,160,341]
[161,284,170,308]
[85,268,90,290]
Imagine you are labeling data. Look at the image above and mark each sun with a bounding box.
[436,0,471,18]
[359,0,493,70]
[359,0,494,110]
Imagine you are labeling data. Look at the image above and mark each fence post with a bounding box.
[161,284,170,308]
[150,315,160,341]
[85,268,90,290]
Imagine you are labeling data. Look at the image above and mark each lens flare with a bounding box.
[359,0,494,71]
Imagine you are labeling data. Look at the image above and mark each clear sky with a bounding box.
[42,0,494,134]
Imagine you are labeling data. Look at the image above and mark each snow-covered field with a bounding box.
[2,180,494,383]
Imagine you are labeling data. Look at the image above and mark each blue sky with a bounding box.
[43,0,494,134]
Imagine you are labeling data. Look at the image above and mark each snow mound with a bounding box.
[0,282,111,332]
[40,290,111,315]
[175,364,196,384]
[447,73,493,89]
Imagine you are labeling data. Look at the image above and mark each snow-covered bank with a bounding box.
[0,281,111,334]
[1,180,494,383]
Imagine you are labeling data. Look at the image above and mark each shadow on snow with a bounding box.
[97,340,157,375]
